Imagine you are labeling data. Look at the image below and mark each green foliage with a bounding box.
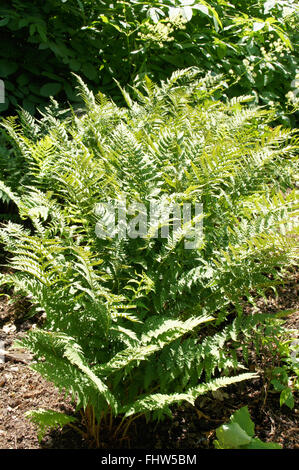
[269,337,299,409]
[214,406,282,449]
[0,0,298,122]
[129,0,299,124]
[0,71,298,444]
[25,409,78,443]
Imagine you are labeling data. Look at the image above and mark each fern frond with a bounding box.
[1,71,297,441]
[25,409,78,443]
[96,315,213,378]
[122,373,258,418]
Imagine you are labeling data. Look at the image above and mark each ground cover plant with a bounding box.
[214,406,282,449]
[0,0,298,124]
[0,70,298,447]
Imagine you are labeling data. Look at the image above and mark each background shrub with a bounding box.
[0,0,298,124]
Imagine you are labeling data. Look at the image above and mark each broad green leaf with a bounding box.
[0,18,9,27]
[69,59,81,72]
[17,73,30,86]
[193,4,209,17]
[40,82,62,97]
[82,63,98,80]
[246,438,282,449]
[0,61,18,77]
[230,406,255,437]
[216,422,252,448]
[280,387,294,409]
[264,1,276,14]
[147,8,163,23]
[253,22,265,32]
[181,6,193,22]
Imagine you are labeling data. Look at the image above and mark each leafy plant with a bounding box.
[269,337,299,409]
[0,0,298,122]
[136,0,299,125]
[214,406,282,449]
[0,70,297,446]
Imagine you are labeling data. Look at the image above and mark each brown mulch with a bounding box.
[0,271,298,450]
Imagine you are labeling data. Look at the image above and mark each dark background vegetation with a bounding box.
[0,1,298,124]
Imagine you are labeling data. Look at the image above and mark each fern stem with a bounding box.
[113,416,126,439]
[67,423,87,439]
[117,413,144,440]
[109,411,113,433]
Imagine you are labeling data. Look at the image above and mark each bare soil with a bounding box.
[0,271,298,450]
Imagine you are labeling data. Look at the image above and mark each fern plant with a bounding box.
[0,69,298,446]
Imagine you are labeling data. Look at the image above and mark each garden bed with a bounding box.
[0,272,298,450]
